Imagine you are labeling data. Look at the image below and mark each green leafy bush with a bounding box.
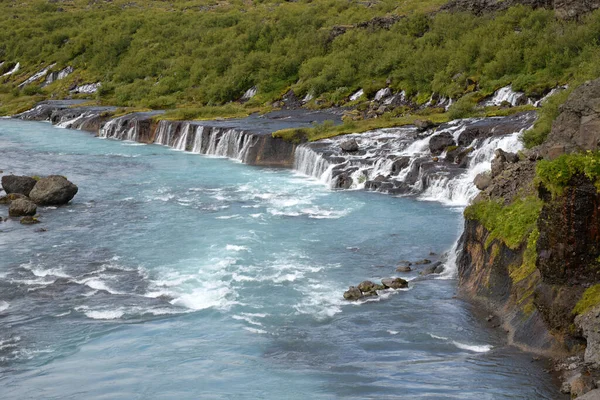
[536,151,600,195]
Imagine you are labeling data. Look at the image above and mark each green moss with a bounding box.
[573,284,600,315]
[536,151,600,196]
[510,227,539,283]
[464,196,543,250]
[522,88,572,148]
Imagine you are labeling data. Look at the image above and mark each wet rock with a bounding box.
[29,175,78,205]
[396,266,412,272]
[1,175,37,196]
[8,198,37,217]
[474,172,492,190]
[415,259,432,265]
[562,371,597,397]
[398,260,412,266]
[0,193,27,204]
[420,261,444,276]
[343,286,363,301]
[490,149,517,177]
[333,173,353,189]
[20,216,40,225]
[357,280,376,293]
[340,139,359,153]
[390,157,410,175]
[577,388,600,399]
[429,132,456,155]
[381,278,408,289]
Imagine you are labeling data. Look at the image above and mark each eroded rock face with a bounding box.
[429,132,455,155]
[8,198,37,217]
[1,175,37,196]
[541,78,600,158]
[554,0,600,19]
[575,305,600,367]
[29,175,78,205]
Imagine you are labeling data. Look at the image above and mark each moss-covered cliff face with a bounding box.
[458,78,600,396]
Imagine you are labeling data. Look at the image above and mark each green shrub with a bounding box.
[536,151,600,195]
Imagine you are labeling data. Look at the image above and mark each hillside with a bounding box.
[1,0,600,139]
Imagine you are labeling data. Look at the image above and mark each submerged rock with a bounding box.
[29,175,78,205]
[415,259,432,265]
[396,266,412,272]
[381,278,408,289]
[8,198,37,217]
[20,216,40,225]
[1,175,37,196]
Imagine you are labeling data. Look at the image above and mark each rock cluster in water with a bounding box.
[0,174,78,224]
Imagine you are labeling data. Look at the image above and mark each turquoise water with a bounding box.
[0,119,562,399]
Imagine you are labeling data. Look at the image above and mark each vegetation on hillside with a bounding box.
[2,0,600,123]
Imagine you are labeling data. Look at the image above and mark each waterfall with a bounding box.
[99,116,140,141]
[292,113,535,206]
[173,123,191,151]
[191,126,205,153]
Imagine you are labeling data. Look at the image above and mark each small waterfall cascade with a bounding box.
[97,115,259,163]
[99,116,141,141]
[483,86,531,107]
[292,112,536,206]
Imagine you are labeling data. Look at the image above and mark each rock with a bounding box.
[1,175,37,196]
[396,266,412,272]
[474,172,492,190]
[575,305,600,367]
[577,388,600,399]
[29,175,78,205]
[541,78,600,158]
[381,278,408,289]
[414,119,434,132]
[415,259,432,265]
[20,216,40,225]
[340,138,359,152]
[490,149,518,177]
[0,193,27,204]
[390,157,410,175]
[398,260,412,266]
[555,0,600,19]
[563,372,597,397]
[420,261,444,276]
[35,227,47,232]
[8,198,37,217]
[343,286,363,301]
[429,132,456,155]
[357,280,376,293]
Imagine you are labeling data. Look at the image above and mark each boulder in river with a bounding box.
[29,175,78,205]
[381,277,408,289]
[0,193,27,204]
[8,198,37,217]
[396,266,412,272]
[343,286,363,301]
[420,261,444,276]
[1,175,37,196]
[340,138,359,152]
[415,259,432,265]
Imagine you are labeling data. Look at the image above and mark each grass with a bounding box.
[464,196,543,250]
[536,151,600,196]
[509,227,540,283]
[573,284,600,315]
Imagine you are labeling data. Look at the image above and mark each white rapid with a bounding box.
[484,86,530,107]
[18,63,57,88]
[2,62,20,77]
[292,112,535,207]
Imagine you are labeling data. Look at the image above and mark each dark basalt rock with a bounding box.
[340,138,359,152]
[8,198,37,217]
[396,266,412,272]
[415,259,432,265]
[29,175,78,205]
[474,172,492,190]
[429,132,456,155]
[1,175,37,196]
[420,261,444,276]
[390,157,410,175]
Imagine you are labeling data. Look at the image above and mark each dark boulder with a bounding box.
[420,261,444,276]
[1,175,37,196]
[29,175,78,205]
[390,157,410,175]
[429,132,456,155]
[396,266,412,272]
[340,139,359,152]
[357,281,376,293]
[343,286,363,301]
[381,277,408,289]
[414,119,435,132]
[415,259,432,265]
[8,198,37,217]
